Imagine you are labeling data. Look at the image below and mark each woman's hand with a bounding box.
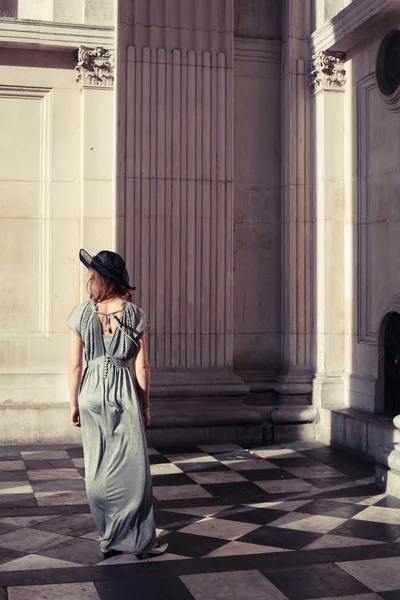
[142,406,150,428]
[71,406,81,427]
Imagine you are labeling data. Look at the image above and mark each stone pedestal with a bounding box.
[375,417,400,498]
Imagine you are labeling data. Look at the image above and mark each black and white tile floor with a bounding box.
[0,441,399,599]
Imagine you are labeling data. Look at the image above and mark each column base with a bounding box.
[274,371,313,404]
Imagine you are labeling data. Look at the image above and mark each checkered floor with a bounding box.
[0,441,399,599]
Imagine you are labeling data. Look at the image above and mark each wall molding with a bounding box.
[357,74,377,344]
[0,85,52,340]
[0,17,114,51]
[234,37,281,65]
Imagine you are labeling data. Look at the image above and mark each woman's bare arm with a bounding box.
[68,331,83,427]
[135,335,151,426]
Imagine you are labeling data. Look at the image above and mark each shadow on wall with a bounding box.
[0,0,17,18]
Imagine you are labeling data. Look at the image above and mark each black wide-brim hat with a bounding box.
[79,249,136,290]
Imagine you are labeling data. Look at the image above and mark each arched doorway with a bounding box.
[383,312,400,417]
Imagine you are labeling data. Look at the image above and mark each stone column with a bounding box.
[273,0,316,437]
[75,46,116,298]
[310,51,347,407]
[116,0,248,398]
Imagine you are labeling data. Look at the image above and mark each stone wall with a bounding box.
[0,14,115,441]
[233,0,282,387]
[0,0,114,25]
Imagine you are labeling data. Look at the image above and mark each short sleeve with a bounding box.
[66,304,83,337]
[136,307,150,338]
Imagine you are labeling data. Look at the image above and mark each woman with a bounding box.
[67,249,167,561]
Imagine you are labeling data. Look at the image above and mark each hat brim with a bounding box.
[79,248,136,290]
[79,249,93,270]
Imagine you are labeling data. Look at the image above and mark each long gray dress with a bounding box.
[67,299,156,554]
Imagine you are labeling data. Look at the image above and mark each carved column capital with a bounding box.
[309,51,346,93]
[76,46,115,88]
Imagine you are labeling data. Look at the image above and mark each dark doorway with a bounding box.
[0,0,17,18]
[384,312,400,417]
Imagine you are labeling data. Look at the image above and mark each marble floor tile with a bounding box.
[0,516,55,528]
[285,466,344,479]
[28,469,82,481]
[252,449,305,459]
[0,471,29,483]
[153,510,203,531]
[205,541,292,558]
[0,462,25,472]
[0,494,37,507]
[159,530,227,558]
[31,479,86,493]
[304,534,384,550]
[167,454,218,464]
[330,518,400,543]
[213,506,288,526]
[180,570,289,600]
[374,495,400,509]
[247,501,313,512]
[269,513,347,534]
[147,447,160,455]
[8,582,100,600]
[255,480,319,494]
[39,537,103,566]
[352,506,400,525]
[21,451,70,460]
[0,554,81,571]
[152,485,212,501]
[267,563,370,600]
[0,482,33,495]
[150,463,183,475]
[81,531,99,540]
[222,459,278,471]
[36,491,88,506]
[198,444,244,453]
[187,471,247,484]
[337,557,400,592]
[0,527,72,553]
[179,517,260,540]
[239,525,321,551]
[301,595,381,600]
[163,506,233,517]
[32,514,95,536]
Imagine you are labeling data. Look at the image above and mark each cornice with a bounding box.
[0,17,114,51]
[309,0,400,54]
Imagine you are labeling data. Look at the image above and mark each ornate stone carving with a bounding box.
[76,46,114,87]
[309,51,346,92]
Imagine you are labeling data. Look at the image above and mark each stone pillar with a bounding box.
[273,0,316,437]
[310,51,347,407]
[116,0,248,398]
[75,46,116,297]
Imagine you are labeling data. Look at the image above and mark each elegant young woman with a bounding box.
[67,249,167,560]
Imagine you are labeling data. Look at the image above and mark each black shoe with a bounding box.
[135,542,168,560]
[102,550,123,560]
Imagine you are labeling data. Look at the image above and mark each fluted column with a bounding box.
[311,51,347,407]
[116,0,247,397]
[274,0,314,411]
